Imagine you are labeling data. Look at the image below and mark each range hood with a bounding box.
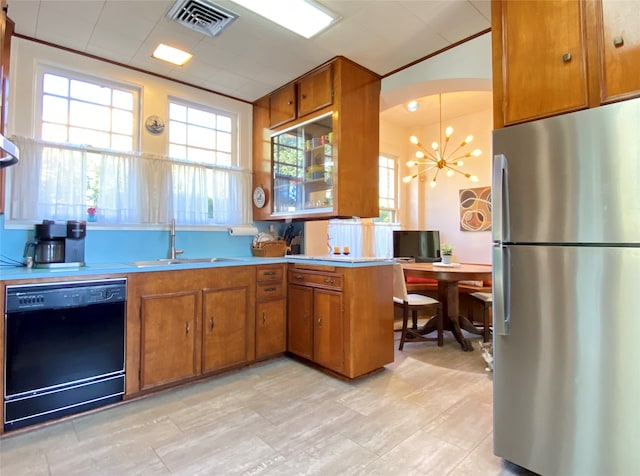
[0,133,18,168]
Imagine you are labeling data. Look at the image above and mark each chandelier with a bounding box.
[403,93,481,187]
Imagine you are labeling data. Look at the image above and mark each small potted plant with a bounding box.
[87,206,97,222]
[441,243,453,264]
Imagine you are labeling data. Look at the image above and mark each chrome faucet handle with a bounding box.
[169,218,184,259]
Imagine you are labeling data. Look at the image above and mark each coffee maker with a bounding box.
[24,220,86,268]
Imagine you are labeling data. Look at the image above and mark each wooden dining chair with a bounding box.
[469,291,492,342]
[393,263,443,350]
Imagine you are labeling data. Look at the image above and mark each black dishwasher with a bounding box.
[4,278,126,431]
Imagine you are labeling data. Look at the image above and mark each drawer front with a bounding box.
[288,270,343,290]
[257,282,285,300]
[257,266,283,282]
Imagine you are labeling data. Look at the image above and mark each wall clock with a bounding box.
[145,115,165,134]
[253,186,266,208]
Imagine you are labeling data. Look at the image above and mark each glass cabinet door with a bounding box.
[272,113,333,216]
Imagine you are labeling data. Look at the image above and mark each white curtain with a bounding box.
[6,136,252,226]
[98,151,139,224]
[9,136,86,221]
[328,219,399,258]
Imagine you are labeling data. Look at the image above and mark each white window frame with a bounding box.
[168,97,238,167]
[35,64,141,150]
[377,153,399,223]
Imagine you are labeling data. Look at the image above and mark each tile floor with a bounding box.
[0,331,537,475]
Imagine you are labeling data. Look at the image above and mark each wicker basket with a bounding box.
[251,240,288,257]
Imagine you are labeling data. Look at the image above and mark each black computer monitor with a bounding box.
[393,230,441,262]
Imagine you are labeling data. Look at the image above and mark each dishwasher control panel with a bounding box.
[5,278,127,312]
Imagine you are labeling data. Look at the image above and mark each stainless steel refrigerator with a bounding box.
[492,97,640,476]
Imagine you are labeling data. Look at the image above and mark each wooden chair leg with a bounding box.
[411,310,418,330]
[399,303,409,350]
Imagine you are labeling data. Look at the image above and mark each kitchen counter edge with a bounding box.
[0,256,393,280]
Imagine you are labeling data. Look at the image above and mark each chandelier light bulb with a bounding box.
[404,93,480,186]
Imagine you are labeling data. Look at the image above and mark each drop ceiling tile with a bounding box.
[6,1,39,36]
[400,0,490,43]
[35,1,104,49]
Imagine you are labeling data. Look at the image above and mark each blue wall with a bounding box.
[0,216,303,266]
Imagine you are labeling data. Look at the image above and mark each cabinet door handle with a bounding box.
[185,321,190,335]
[210,317,215,331]
[301,94,307,100]
[562,52,572,63]
[303,311,309,323]
[294,274,304,280]
[324,278,335,284]
[613,36,624,47]
[262,311,267,324]
[263,287,277,292]
[317,315,322,327]
[287,100,293,105]
[265,271,276,276]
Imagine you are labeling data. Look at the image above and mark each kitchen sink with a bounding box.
[129,257,242,267]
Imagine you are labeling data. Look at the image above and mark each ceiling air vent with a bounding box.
[168,0,238,37]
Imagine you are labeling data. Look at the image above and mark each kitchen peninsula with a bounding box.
[0,256,393,435]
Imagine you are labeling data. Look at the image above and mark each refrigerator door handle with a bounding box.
[492,154,509,243]
[493,244,510,335]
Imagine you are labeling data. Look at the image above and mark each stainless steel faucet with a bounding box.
[170,218,184,259]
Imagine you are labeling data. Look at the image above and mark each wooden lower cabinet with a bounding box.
[312,288,344,374]
[287,284,314,360]
[288,283,343,373]
[203,286,250,373]
[255,264,287,360]
[140,291,199,389]
[127,266,255,394]
[287,264,393,379]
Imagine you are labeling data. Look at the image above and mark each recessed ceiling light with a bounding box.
[406,100,419,112]
[229,0,338,39]
[152,44,193,66]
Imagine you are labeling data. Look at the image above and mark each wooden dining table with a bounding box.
[401,262,492,351]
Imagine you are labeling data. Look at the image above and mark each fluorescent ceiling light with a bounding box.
[229,0,337,39]
[152,44,193,66]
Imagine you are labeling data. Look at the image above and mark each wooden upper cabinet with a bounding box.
[493,0,640,128]
[269,84,296,128]
[598,0,640,102]
[268,64,333,128]
[253,57,380,221]
[498,0,589,126]
[297,64,333,118]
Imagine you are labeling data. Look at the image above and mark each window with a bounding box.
[6,68,250,227]
[167,100,247,223]
[377,154,398,223]
[41,72,137,151]
[272,128,304,212]
[168,101,234,166]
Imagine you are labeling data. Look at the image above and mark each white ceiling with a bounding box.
[6,0,491,105]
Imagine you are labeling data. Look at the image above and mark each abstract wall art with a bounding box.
[459,186,492,231]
